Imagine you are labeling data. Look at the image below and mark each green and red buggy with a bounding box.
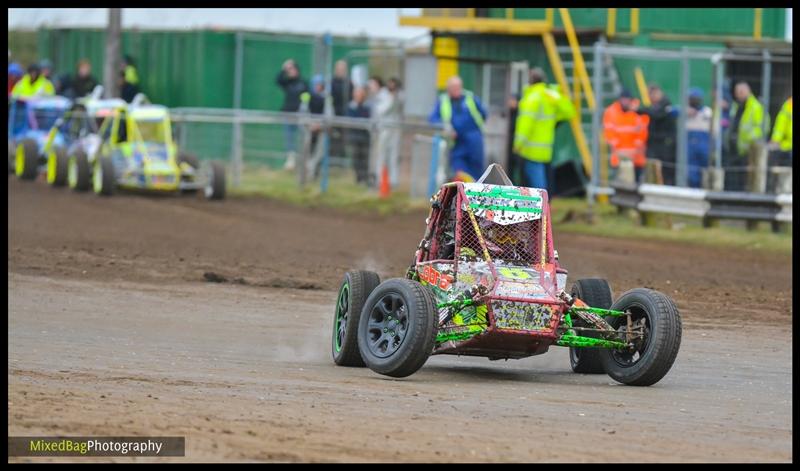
[332,165,681,386]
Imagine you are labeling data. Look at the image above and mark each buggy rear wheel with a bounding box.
[357,279,438,378]
[15,139,39,180]
[599,288,682,386]
[568,278,613,374]
[68,149,91,192]
[47,147,69,186]
[332,270,381,367]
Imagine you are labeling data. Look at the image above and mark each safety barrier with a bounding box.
[609,181,792,231]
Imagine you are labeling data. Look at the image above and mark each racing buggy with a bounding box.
[89,100,226,199]
[44,94,128,189]
[8,96,72,179]
[332,165,681,386]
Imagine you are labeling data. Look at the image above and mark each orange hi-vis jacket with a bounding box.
[603,100,650,168]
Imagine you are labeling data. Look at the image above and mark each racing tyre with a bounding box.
[15,139,39,181]
[358,278,438,378]
[204,161,226,200]
[47,147,69,187]
[8,141,14,175]
[599,288,682,386]
[93,155,116,196]
[69,149,91,192]
[569,278,613,374]
[332,270,381,367]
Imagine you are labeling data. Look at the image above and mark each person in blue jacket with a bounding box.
[685,87,713,188]
[428,76,488,182]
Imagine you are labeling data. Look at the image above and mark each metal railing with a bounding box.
[170,108,507,197]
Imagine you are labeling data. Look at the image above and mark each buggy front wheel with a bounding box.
[357,278,438,378]
[47,147,69,186]
[599,288,682,386]
[203,161,226,200]
[93,155,116,196]
[68,149,91,192]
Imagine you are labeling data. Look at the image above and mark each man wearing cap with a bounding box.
[686,87,713,188]
[638,84,677,185]
[429,75,488,182]
[603,89,650,183]
[11,63,55,98]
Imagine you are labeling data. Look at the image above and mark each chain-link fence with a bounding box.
[588,41,793,198]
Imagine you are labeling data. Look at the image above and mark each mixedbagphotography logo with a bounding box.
[8,437,185,457]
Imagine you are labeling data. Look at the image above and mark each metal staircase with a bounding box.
[557,41,624,140]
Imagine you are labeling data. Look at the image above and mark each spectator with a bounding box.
[513,67,574,194]
[685,87,713,188]
[70,59,99,99]
[122,55,139,86]
[428,76,488,182]
[727,81,765,192]
[603,89,649,183]
[119,70,139,103]
[304,75,327,179]
[8,62,23,97]
[331,60,352,117]
[373,77,404,189]
[276,59,309,170]
[505,93,526,186]
[768,96,792,193]
[638,84,677,185]
[346,85,371,185]
[330,59,352,159]
[11,63,55,98]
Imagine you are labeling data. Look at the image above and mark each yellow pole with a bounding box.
[607,8,617,38]
[506,8,514,20]
[543,32,593,176]
[634,67,651,107]
[753,8,762,40]
[560,8,596,110]
[467,8,475,18]
[630,8,640,35]
[545,8,554,27]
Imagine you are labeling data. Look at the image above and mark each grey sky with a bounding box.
[8,8,430,43]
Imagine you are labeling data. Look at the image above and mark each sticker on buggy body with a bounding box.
[418,264,454,291]
[462,183,544,225]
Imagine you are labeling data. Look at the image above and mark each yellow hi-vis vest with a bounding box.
[11,74,55,98]
[439,91,485,131]
[770,97,792,152]
[514,82,575,164]
[732,94,766,156]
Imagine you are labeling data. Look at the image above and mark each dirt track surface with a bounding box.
[8,178,793,462]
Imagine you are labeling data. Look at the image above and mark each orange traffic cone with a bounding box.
[379,166,390,198]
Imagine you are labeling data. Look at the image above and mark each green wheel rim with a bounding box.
[15,144,24,177]
[46,151,57,184]
[333,283,349,353]
[68,156,78,188]
[93,160,103,193]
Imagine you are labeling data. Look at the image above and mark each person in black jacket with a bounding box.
[638,84,678,185]
[346,85,371,185]
[276,59,309,170]
[330,60,352,159]
[71,59,98,98]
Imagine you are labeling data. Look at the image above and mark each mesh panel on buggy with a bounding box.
[457,207,543,267]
